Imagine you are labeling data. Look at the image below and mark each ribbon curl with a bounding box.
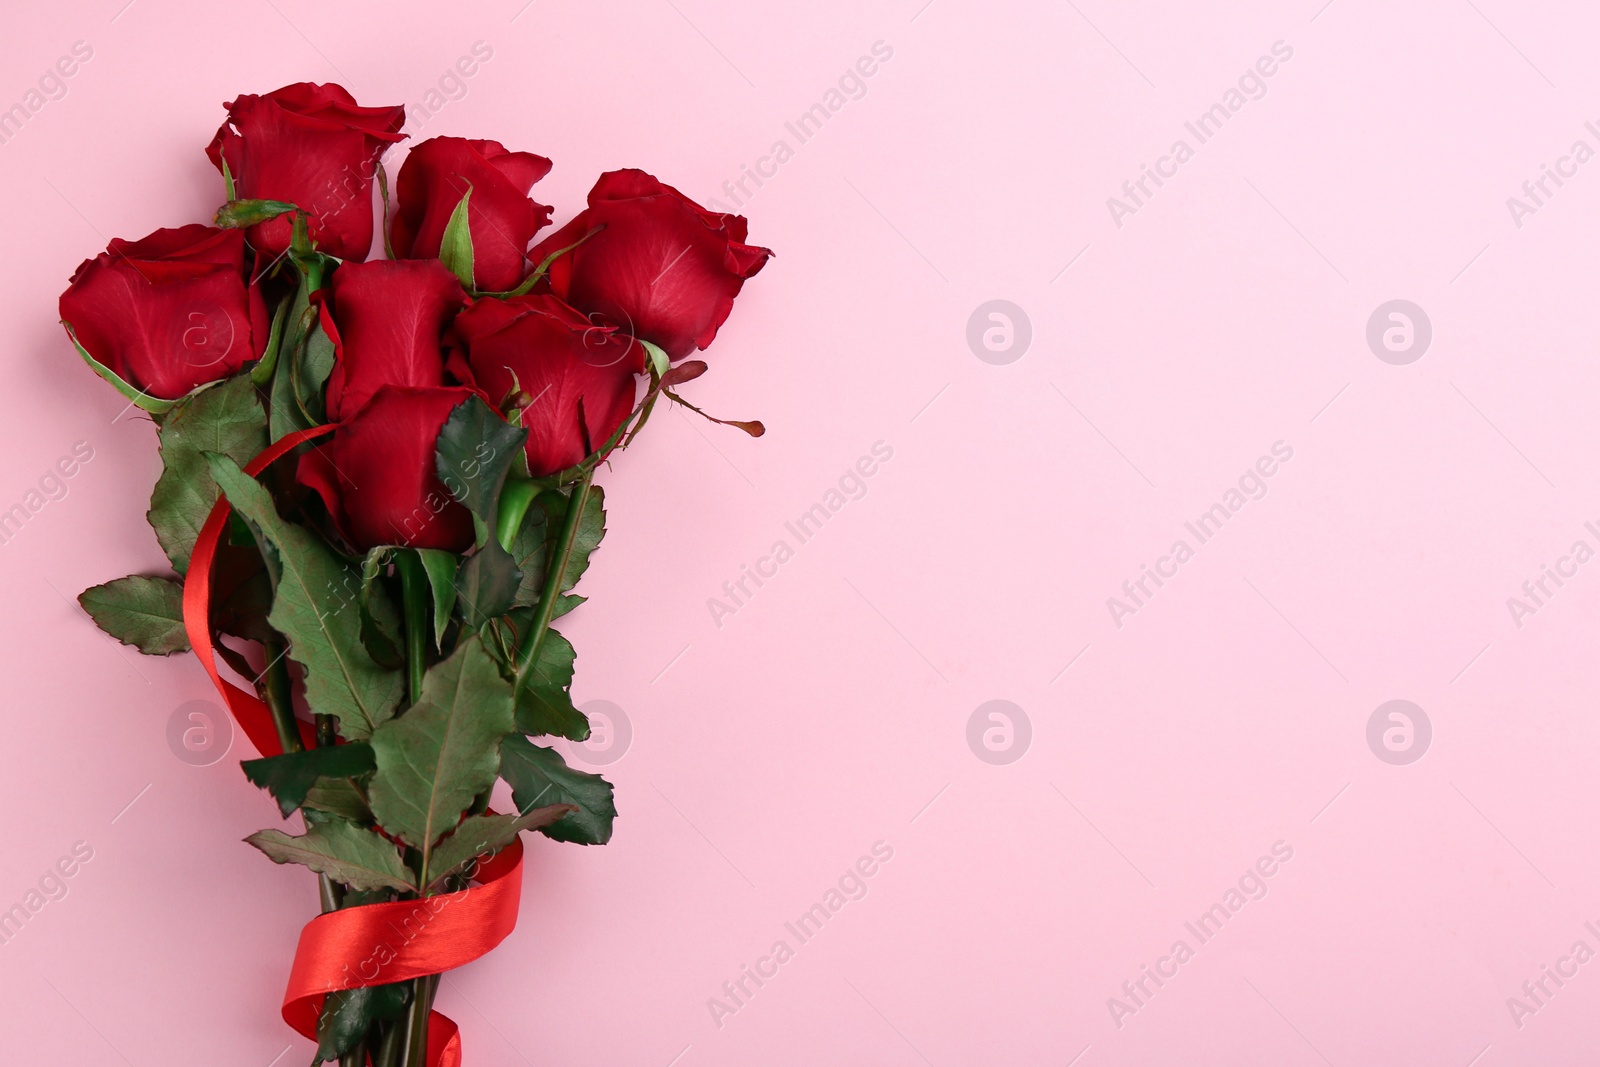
[183,425,523,1066]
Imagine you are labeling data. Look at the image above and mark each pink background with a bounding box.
[2,0,1599,1063]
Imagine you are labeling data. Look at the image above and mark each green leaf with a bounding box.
[210,551,275,643]
[506,502,549,607]
[437,185,475,289]
[207,454,405,740]
[77,575,189,655]
[358,548,403,669]
[367,635,516,876]
[147,375,268,574]
[241,743,376,818]
[290,211,316,259]
[63,322,193,415]
[416,549,458,649]
[499,735,616,845]
[505,487,605,610]
[426,805,576,886]
[246,818,415,893]
[302,777,373,823]
[435,394,528,523]
[456,540,520,629]
[510,629,589,741]
[537,485,606,596]
[316,982,407,1063]
[268,278,315,441]
[214,198,297,228]
[221,157,236,201]
[295,318,336,425]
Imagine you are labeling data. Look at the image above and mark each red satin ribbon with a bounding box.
[182,425,523,1066]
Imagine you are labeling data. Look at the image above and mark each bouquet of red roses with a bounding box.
[59,82,770,1067]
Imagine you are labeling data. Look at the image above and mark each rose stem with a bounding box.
[341,1036,367,1067]
[263,637,352,1058]
[511,469,594,701]
[395,551,428,706]
[401,974,440,1067]
[392,551,435,1067]
[375,1016,402,1067]
[265,653,352,1059]
[259,637,302,756]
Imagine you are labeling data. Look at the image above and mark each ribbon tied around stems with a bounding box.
[183,425,524,1067]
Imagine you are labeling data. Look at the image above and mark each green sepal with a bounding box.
[437,185,475,289]
[639,338,671,379]
[214,199,297,229]
[63,322,207,415]
[415,549,458,650]
[483,224,603,299]
[249,295,291,388]
[495,478,539,552]
[290,210,315,259]
[376,164,395,261]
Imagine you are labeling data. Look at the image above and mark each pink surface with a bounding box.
[2,0,1598,1063]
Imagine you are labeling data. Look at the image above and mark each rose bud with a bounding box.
[449,294,644,477]
[530,169,772,360]
[392,136,553,292]
[206,82,406,262]
[59,224,258,400]
[323,259,466,421]
[296,385,477,552]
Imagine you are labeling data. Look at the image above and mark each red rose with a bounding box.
[206,83,406,262]
[531,169,772,360]
[59,224,258,400]
[296,386,477,551]
[392,136,553,292]
[449,294,643,477]
[323,259,466,421]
